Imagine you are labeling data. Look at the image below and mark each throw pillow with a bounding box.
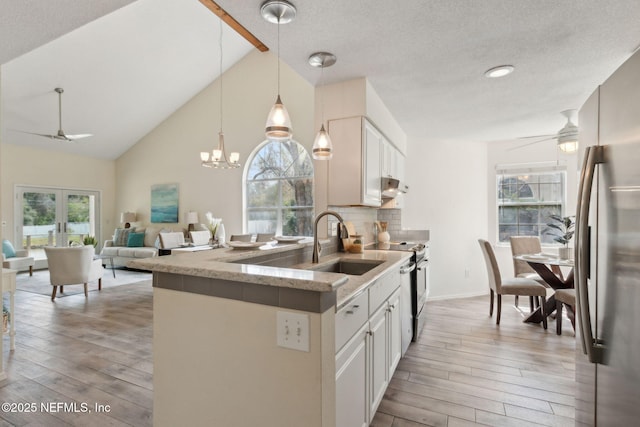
[2,240,16,259]
[127,232,145,248]
[144,227,160,248]
[114,228,134,246]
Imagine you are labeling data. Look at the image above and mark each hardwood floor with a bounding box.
[0,276,575,426]
[372,295,576,427]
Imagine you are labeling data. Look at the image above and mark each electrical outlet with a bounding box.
[330,222,338,236]
[277,311,309,352]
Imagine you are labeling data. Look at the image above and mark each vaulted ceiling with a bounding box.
[2,0,640,159]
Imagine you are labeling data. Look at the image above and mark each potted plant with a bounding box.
[544,214,575,260]
[83,235,98,247]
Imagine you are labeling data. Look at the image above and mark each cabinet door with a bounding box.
[387,288,402,377]
[336,324,368,427]
[368,304,388,416]
[363,121,382,206]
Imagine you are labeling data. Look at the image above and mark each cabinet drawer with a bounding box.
[369,269,400,315]
[335,291,369,352]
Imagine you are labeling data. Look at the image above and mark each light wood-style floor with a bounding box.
[0,276,575,426]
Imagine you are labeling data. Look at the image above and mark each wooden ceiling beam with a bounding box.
[198,0,269,52]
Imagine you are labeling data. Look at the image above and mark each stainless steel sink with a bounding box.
[309,259,384,275]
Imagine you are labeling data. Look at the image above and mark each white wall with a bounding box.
[486,139,579,279]
[115,50,315,235]
[402,139,488,300]
[0,143,116,246]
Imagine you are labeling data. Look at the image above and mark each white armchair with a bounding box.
[44,246,103,301]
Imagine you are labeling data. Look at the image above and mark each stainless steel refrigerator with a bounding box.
[575,141,640,426]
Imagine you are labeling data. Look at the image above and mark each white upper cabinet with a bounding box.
[328,116,382,207]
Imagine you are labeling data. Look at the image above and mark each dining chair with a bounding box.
[554,288,576,335]
[509,236,549,309]
[478,239,548,329]
[256,233,275,242]
[230,234,252,242]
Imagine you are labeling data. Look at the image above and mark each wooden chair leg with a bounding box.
[60,285,64,293]
[515,295,519,308]
[98,278,102,291]
[496,294,502,325]
[556,300,563,335]
[540,296,547,330]
[529,296,534,311]
[567,304,576,331]
[84,283,88,297]
[29,266,33,276]
[489,290,494,316]
[51,286,57,301]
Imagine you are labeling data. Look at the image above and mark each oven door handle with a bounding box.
[400,262,416,274]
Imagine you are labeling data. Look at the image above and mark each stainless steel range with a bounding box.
[370,241,430,343]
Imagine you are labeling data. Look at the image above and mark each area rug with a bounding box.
[15,268,152,298]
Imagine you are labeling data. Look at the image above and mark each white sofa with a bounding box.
[100,227,160,268]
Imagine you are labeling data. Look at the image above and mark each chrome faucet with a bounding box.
[312,210,350,263]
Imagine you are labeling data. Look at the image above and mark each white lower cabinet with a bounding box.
[368,302,388,416]
[387,288,402,378]
[336,323,368,427]
[335,271,403,427]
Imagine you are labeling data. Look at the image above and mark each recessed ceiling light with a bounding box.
[484,65,515,78]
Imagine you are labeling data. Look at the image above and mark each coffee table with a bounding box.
[95,254,116,278]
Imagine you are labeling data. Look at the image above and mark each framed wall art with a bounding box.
[151,183,179,223]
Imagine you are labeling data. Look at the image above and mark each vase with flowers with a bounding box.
[205,212,222,246]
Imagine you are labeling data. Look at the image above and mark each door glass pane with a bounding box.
[66,194,95,246]
[23,191,57,248]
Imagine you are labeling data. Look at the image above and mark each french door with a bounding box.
[15,186,101,250]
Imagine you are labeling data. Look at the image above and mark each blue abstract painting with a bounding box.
[151,183,179,223]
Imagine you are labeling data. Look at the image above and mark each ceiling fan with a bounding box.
[512,109,578,152]
[23,88,92,142]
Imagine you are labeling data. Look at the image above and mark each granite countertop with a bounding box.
[129,240,411,308]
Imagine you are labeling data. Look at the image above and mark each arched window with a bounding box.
[244,140,314,236]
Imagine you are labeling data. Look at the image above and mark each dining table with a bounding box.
[513,253,574,324]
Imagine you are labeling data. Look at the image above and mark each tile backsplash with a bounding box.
[325,207,404,245]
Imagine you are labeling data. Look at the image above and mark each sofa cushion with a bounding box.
[127,232,145,247]
[100,247,120,257]
[118,247,157,258]
[144,227,161,248]
[114,228,134,246]
[2,239,16,258]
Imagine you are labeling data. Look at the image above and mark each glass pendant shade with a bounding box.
[312,124,333,160]
[558,139,578,153]
[265,95,292,140]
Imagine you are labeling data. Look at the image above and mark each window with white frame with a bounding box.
[245,140,314,236]
[496,163,566,244]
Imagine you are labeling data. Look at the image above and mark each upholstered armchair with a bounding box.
[44,246,103,301]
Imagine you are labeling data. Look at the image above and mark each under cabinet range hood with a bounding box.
[381,177,408,198]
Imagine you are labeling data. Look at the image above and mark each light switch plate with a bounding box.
[277,311,309,352]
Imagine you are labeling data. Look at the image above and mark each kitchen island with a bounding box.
[130,241,411,427]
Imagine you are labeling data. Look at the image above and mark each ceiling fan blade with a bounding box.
[65,133,93,140]
[517,133,555,140]
[507,136,556,151]
[13,130,58,139]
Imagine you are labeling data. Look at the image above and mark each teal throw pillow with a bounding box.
[127,232,145,248]
[114,228,134,246]
[2,240,16,258]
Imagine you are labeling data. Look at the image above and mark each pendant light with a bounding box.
[261,0,296,141]
[309,52,336,160]
[201,19,241,169]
